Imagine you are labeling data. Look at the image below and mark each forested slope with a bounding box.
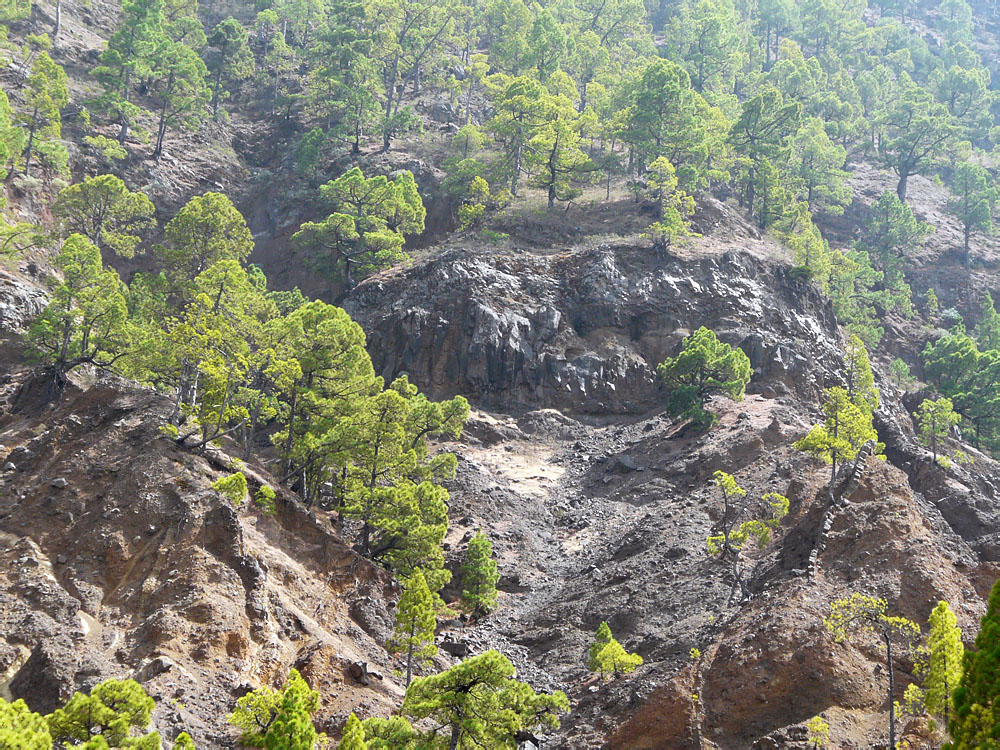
[3,0,1000,747]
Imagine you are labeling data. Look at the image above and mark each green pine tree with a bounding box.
[0,696,52,749]
[402,650,568,749]
[262,688,320,750]
[228,669,321,749]
[795,387,878,484]
[594,638,644,678]
[916,397,961,463]
[947,579,1000,748]
[657,327,752,428]
[336,714,368,750]
[461,532,499,616]
[587,621,613,671]
[388,569,438,687]
[923,601,963,730]
[46,678,161,747]
[173,732,196,750]
[825,595,919,750]
[52,174,156,258]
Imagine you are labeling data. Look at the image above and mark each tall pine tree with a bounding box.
[388,570,438,687]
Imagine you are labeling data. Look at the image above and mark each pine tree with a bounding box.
[587,621,613,671]
[262,687,320,750]
[93,0,165,145]
[26,235,130,393]
[947,579,1000,748]
[888,358,916,392]
[976,293,1000,351]
[206,18,252,118]
[843,334,880,414]
[925,288,940,323]
[0,697,52,749]
[337,714,368,750]
[947,162,999,268]
[878,76,960,202]
[795,387,878,484]
[657,327,752,427]
[706,470,789,604]
[18,49,69,176]
[388,570,438,687]
[155,192,255,285]
[617,57,711,190]
[728,86,801,219]
[923,601,963,729]
[228,669,321,748]
[585,622,643,678]
[858,191,931,299]
[525,72,594,209]
[402,650,568,749]
[173,732,196,750]
[916,397,960,463]
[149,38,210,160]
[52,175,156,258]
[643,157,696,253]
[486,75,553,196]
[825,594,919,750]
[594,639,644,677]
[46,678,161,747]
[461,531,499,616]
[359,716,418,749]
[293,168,425,287]
[788,117,851,216]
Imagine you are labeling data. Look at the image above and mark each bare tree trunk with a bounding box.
[23,114,37,175]
[885,633,896,750]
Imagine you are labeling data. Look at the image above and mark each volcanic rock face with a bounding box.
[0,272,46,333]
[346,244,842,415]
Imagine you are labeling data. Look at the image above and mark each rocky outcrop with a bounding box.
[345,244,844,415]
[0,272,46,333]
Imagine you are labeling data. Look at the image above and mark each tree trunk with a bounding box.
[54,0,61,40]
[212,62,224,117]
[383,55,399,151]
[281,384,299,476]
[885,633,896,750]
[511,142,521,196]
[118,70,132,144]
[547,139,558,209]
[896,171,909,202]
[23,114,37,176]
[944,674,950,729]
[153,96,169,160]
[964,224,971,268]
[243,391,263,461]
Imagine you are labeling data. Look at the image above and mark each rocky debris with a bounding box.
[346,661,382,685]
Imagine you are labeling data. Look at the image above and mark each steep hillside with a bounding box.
[6,0,1000,745]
